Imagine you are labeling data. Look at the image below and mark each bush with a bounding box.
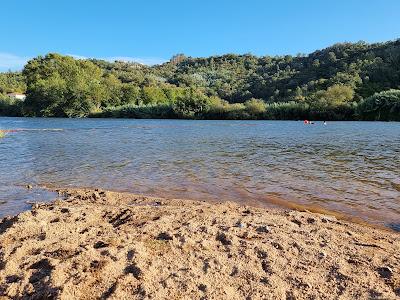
[244,98,266,117]
[90,103,175,119]
[0,95,23,116]
[356,89,400,121]
[172,89,211,118]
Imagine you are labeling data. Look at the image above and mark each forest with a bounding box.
[0,39,400,120]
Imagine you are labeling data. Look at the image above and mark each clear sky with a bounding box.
[1,0,399,71]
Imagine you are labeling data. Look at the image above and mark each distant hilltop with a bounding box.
[0,39,399,120]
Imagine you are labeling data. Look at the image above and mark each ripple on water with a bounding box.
[0,118,399,228]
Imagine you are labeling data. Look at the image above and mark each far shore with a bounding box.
[0,188,399,299]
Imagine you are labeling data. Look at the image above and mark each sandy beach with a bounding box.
[0,188,399,299]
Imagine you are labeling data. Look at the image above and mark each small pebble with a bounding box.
[156,232,173,241]
[307,217,316,224]
[198,284,207,292]
[93,241,109,249]
[377,266,393,279]
[235,221,245,228]
[256,225,270,233]
[216,232,232,246]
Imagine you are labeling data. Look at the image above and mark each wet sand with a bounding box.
[0,188,399,299]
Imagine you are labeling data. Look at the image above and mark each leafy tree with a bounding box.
[173,89,211,118]
[23,54,106,117]
[244,98,266,117]
[142,86,169,104]
[0,95,23,116]
[357,89,400,121]
[1,39,400,120]
[0,72,26,94]
[121,84,141,105]
[170,54,187,65]
[101,74,123,107]
[310,85,355,106]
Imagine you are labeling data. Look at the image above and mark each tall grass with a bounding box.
[90,103,175,119]
[89,100,358,120]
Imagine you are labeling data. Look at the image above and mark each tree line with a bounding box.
[1,39,400,120]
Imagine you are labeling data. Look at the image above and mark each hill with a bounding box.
[1,39,399,120]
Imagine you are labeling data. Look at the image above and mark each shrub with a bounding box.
[0,95,23,116]
[172,89,211,118]
[244,98,266,117]
[356,89,400,121]
[90,103,174,119]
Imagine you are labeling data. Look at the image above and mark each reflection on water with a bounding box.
[0,117,399,228]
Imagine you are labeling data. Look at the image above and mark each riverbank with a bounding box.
[0,188,399,299]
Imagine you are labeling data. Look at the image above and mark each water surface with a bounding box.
[0,118,399,229]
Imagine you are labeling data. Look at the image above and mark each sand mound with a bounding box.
[0,189,399,299]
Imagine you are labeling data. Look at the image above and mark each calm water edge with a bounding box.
[0,117,399,230]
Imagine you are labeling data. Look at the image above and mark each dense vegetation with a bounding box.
[1,39,400,120]
[356,89,400,121]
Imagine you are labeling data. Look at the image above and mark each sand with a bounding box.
[0,188,399,299]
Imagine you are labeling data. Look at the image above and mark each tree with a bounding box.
[141,86,169,104]
[1,39,400,120]
[173,89,211,118]
[0,72,26,94]
[311,85,354,106]
[244,98,266,116]
[357,89,400,121]
[121,84,141,105]
[102,74,123,107]
[23,54,108,117]
[0,95,23,116]
[170,54,187,65]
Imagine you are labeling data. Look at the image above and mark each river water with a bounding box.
[0,118,399,230]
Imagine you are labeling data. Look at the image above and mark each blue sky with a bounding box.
[1,0,399,71]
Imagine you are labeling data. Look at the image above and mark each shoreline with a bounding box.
[1,188,399,299]
[1,116,400,121]
[39,184,400,233]
[1,183,395,232]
